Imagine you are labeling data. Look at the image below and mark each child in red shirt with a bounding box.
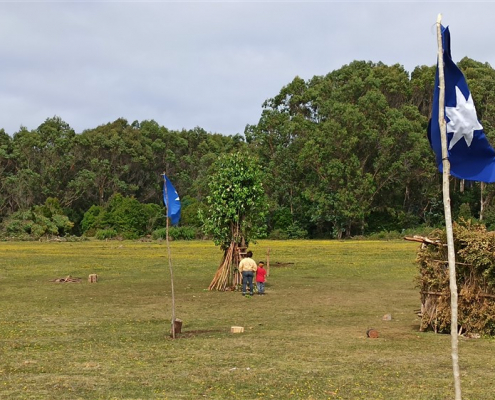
[256,261,267,295]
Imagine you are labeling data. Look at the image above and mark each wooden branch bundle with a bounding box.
[415,222,495,335]
[421,291,495,299]
[208,242,236,291]
[50,275,82,283]
[404,235,442,246]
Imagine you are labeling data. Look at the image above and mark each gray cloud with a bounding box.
[1,2,495,135]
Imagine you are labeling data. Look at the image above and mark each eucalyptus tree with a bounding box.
[245,76,312,236]
[0,129,13,217]
[7,117,76,212]
[72,118,138,208]
[410,64,436,118]
[248,62,437,237]
[36,117,77,201]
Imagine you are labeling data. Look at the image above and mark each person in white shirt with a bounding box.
[238,251,257,296]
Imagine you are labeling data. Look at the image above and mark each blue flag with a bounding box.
[428,25,495,182]
[163,175,181,226]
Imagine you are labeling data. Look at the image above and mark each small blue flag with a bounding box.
[163,175,181,226]
[428,25,495,182]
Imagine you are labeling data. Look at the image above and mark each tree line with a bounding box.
[2,58,495,240]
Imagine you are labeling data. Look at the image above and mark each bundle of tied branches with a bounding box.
[50,275,82,283]
[208,242,242,291]
[415,221,495,336]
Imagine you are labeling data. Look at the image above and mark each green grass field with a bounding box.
[1,239,494,399]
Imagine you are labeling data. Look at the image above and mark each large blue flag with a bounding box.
[428,25,495,182]
[163,175,181,226]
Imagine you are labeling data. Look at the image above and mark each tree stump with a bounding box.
[88,274,98,283]
[367,329,379,338]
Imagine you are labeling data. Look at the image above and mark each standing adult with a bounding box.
[239,251,257,296]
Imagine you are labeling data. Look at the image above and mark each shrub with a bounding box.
[95,229,118,240]
[268,223,308,240]
[1,199,74,240]
[152,226,197,240]
[81,205,105,235]
[82,195,166,238]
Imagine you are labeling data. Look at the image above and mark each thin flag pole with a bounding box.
[163,173,176,339]
[436,14,462,400]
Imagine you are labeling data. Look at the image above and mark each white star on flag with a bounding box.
[446,86,483,150]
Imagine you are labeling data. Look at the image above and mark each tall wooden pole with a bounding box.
[436,14,462,400]
[480,182,485,221]
[164,174,176,339]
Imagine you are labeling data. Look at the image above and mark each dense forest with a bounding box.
[2,58,495,240]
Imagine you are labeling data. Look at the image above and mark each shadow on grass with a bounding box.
[170,329,226,339]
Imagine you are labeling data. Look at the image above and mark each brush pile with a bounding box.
[414,221,495,336]
[50,275,82,283]
[208,242,243,291]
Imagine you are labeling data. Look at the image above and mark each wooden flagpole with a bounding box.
[436,14,462,400]
[164,173,177,339]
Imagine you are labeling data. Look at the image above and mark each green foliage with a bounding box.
[247,61,437,238]
[270,207,293,231]
[457,203,473,221]
[80,205,105,236]
[201,152,268,249]
[152,226,197,240]
[1,198,73,239]
[180,195,204,227]
[483,204,495,231]
[95,229,118,240]
[81,194,165,239]
[2,57,495,239]
[268,223,308,240]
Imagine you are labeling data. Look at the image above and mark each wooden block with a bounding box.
[231,326,244,333]
[170,318,183,337]
[88,274,98,283]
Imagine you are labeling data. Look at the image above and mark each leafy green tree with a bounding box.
[248,62,438,237]
[201,152,267,249]
[245,76,312,236]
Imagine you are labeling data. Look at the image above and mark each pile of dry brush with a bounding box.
[415,221,495,336]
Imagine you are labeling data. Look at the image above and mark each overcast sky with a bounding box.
[1,1,495,136]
